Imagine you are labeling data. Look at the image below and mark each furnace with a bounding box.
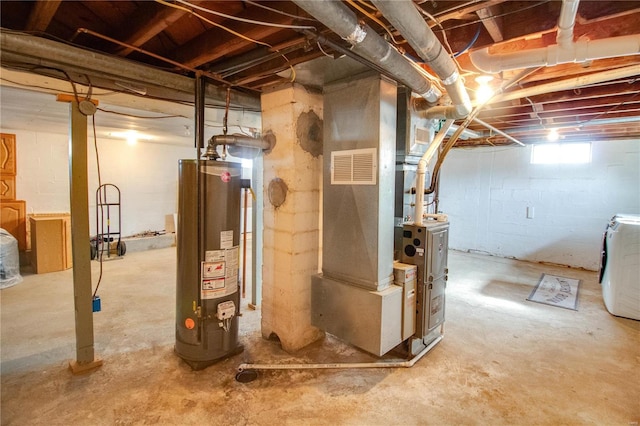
[311,72,449,358]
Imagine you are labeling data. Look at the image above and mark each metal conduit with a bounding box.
[473,118,525,147]
[237,334,444,374]
[292,0,441,102]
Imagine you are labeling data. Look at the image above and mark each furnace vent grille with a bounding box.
[415,126,432,145]
[331,148,377,185]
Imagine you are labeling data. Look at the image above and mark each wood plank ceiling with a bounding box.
[1,0,639,146]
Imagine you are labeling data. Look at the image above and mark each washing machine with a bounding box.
[599,214,640,321]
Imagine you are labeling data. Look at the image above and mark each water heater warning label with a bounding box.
[220,230,234,249]
[202,261,225,279]
[202,278,226,299]
[201,246,239,298]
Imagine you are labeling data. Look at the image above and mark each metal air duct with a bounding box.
[204,133,275,159]
[0,31,260,109]
[311,73,402,357]
[292,0,441,102]
[370,0,472,120]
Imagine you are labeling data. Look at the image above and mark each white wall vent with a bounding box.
[415,126,432,145]
[330,148,377,185]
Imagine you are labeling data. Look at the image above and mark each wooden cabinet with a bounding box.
[1,133,17,201]
[30,215,73,274]
[1,133,16,176]
[1,200,26,250]
[0,133,28,250]
[1,176,16,200]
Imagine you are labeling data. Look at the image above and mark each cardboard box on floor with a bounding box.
[29,214,72,274]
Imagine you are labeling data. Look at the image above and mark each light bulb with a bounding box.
[547,128,559,141]
[475,75,493,84]
[476,84,494,103]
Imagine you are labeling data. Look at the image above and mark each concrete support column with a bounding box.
[260,83,325,352]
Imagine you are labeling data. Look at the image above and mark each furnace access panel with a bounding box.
[401,221,449,340]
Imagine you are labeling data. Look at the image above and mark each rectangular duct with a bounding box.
[320,73,396,291]
[311,73,402,356]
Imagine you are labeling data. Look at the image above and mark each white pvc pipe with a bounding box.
[486,64,640,105]
[557,0,580,48]
[414,119,454,226]
[469,0,640,74]
[470,34,640,73]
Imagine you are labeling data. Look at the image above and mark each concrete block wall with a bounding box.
[5,128,194,237]
[260,83,325,352]
[438,139,640,270]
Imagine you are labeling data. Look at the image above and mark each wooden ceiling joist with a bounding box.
[25,0,62,32]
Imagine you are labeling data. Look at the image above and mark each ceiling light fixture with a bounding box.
[475,75,493,85]
[474,75,494,103]
[547,128,559,142]
[108,130,150,146]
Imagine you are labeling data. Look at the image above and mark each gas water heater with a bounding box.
[175,159,243,370]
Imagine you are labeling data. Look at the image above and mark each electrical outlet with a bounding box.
[527,206,535,219]
[92,295,101,312]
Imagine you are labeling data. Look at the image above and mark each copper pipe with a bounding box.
[242,188,248,299]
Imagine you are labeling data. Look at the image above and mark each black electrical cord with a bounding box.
[41,68,104,298]
[453,23,481,58]
[91,113,105,300]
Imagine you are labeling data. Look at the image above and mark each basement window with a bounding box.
[531,142,591,164]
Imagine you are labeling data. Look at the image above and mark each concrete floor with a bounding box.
[1,245,638,425]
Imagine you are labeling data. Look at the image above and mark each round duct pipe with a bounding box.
[292,0,441,102]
